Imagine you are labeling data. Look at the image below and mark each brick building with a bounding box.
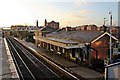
[2,29,11,38]
[34,30,118,67]
[76,25,97,31]
[44,19,59,30]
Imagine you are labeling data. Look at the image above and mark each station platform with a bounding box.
[0,38,11,79]
[1,38,19,80]
[18,39,104,79]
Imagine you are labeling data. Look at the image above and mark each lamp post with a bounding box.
[103,18,108,32]
[104,18,108,26]
[109,12,112,62]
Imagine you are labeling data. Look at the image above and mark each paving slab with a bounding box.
[0,41,2,80]
[69,67,103,78]
[2,39,12,79]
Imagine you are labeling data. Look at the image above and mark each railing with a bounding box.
[113,48,120,54]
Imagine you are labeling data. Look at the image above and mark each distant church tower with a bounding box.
[44,19,47,27]
[36,20,38,28]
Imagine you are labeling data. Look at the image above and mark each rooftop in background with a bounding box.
[44,19,59,30]
[1,27,11,30]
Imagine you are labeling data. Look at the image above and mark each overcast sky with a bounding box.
[0,0,119,28]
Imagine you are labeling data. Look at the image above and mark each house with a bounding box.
[44,19,59,30]
[76,25,98,31]
[87,25,98,30]
[11,25,28,30]
[34,30,118,67]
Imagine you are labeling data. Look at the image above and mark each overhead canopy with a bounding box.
[34,36,84,49]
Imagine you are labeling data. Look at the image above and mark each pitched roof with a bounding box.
[46,30,102,43]
[46,30,118,43]
[91,32,118,43]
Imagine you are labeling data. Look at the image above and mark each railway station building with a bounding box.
[34,29,118,67]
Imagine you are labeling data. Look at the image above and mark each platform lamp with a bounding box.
[109,11,112,63]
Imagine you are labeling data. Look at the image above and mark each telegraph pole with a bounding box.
[109,12,112,62]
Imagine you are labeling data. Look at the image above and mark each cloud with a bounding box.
[72,0,119,3]
[73,0,89,6]
[58,9,95,27]
[17,0,120,3]
[69,9,94,18]
[79,9,93,14]
[72,15,85,18]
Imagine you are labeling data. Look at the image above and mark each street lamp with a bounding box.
[104,18,108,26]
[109,11,112,63]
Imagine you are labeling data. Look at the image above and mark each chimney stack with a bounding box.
[36,20,38,28]
[44,19,47,27]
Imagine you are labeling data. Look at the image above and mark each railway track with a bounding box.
[6,37,60,80]
[6,37,80,80]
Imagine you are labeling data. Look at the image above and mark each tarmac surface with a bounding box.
[19,40,104,79]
